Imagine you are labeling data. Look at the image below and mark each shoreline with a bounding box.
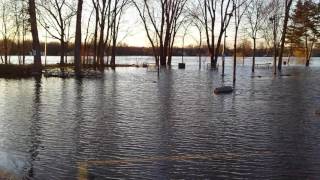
[0,64,147,78]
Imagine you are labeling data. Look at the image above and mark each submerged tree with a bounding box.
[90,0,129,68]
[110,0,130,68]
[245,0,265,73]
[38,0,76,65]
[13,0,29,65]
[28,0,42,73]
[195,0,235,69]
[74,0,83,75]
[233,0,250,82]
[277,0,294,71]
[0,0,18,64]
[262,0,283,75]
[133,0,187,67]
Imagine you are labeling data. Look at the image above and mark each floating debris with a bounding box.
[178,63,186,69]
[81,70,104,78]
[251,75,262,78]
[214,86,234,94]
[280,74,292,77]
[44,69,104,78]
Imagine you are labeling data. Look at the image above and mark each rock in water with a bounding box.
[214,86,234,94]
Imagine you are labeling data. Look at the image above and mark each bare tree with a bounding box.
[22,2,28,65]
[89,0,129,69]
[0,0,16,64]
[93,0,110,66]
[110,0,130,68]
[188,1,205,68]
[91,0,99,65]
[233,0,250,82]
[192,20,203,68]
[74,0,83,75]
[197,0,235,69]
[38,0,76,65]
[13,1,22,64]
[278,0,294,71]
[245,0,265,73]
[9,0,29,65]
[267,0,283,75]
[133,0,187,67]
[83,9,94,65]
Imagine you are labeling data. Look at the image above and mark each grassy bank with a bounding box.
[0,64,35,78]
[0,63,145,78]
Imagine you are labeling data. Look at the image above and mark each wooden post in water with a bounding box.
[222,31,226,76]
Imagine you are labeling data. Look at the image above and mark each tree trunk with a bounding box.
[110,37,116,68]
[28,0,42,74]
[74,0,83,76]
[273,19,277,75]
[306,57,310,66]
[93,8,99,65]
[210,53,215,69]
[98,24,105,67]
[159,44,166,66]
[233,26,238,83]
[167,55,172,66]
[22,19,26,65]
[160,55,166,66]
[18,34,21,65]
[278,0,293,71]
[65,42,68,64]
[22,33,25,65]
[4,37,8,64]
[305,36,309,67]
[167,44,173,66]
[252,38,256,73]
[214,32,224,69]
[60,38,65,65]
[198,47,201,69]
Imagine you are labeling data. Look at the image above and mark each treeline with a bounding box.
[4,40,320,57]
[0,0,320,80]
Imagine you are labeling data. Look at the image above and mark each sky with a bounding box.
[38,0,291,48]
[37,0,243,48]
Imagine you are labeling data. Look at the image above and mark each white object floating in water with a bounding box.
[214,86,234,94]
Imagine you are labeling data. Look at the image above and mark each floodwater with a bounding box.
[0,57,320,179]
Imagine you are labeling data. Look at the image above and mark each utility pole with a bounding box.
[222,31,226,76]
[270,15,277,75]
[45,26,49,66]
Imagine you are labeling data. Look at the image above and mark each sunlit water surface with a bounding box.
[0,57,320,179]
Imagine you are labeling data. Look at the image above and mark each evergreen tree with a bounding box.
[287,0,320,66]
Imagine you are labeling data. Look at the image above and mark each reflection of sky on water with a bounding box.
[3,56,320,67]
[0,59,320,179]
[0,151,28,177]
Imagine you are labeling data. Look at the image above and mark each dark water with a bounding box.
[1,57,320,179]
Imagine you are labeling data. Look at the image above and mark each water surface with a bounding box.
[0,57,320,179]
